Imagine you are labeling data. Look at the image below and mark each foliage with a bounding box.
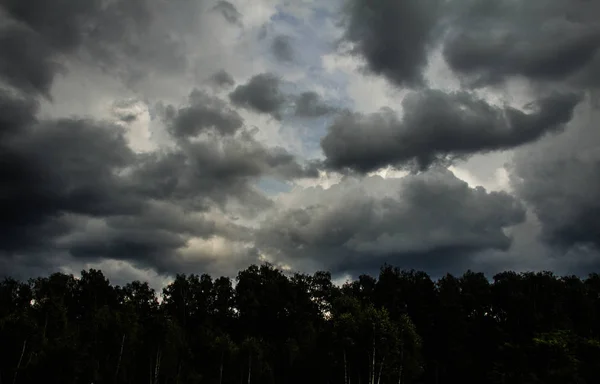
[1,264,599,383]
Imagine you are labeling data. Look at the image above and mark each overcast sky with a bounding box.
[1,0,600,288]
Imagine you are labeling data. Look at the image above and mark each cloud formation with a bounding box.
[271,35,295,63]
[510,99,600,251]
[340,0,441,88]
[256,168,525,275]
[442,0,600,88]
[1,0,599,284]
[294,91,337,117]
[0,0,318,280]
[229,73,287,119]
[209,70,236,88]
[321,90,581,173]
[160,89,244,138]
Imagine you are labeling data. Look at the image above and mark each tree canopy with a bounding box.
[1,263,599,384]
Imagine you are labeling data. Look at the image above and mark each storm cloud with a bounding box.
[2,0,600,283]
[256,167,525,275]
[510,98,600,251]
[229,73,287,120]
[322,90,581,173]
[442,0,600,88]
[0,118,139,252]
[0,0,318,278]
[339,0,442,88]
[0,0,201,89]
[160,89,244,138]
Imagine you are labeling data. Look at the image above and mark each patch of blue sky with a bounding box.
[285,116,332,159]
[255,176,294,196]
[261,2,357,159]
[266,9,351,95]
[265,6,351,89]
[277,74,350,159]
[310,5,337,25]
[266,7,339,74]
[271,6,304,28]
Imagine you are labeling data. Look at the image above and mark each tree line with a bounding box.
[1,263,599,384]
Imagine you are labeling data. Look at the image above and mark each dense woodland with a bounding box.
[1,263,600,384]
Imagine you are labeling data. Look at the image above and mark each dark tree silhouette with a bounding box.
[1,263,599,384]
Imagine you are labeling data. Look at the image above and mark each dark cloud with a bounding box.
[212,1,242,25]
[0,252,65,281]
[0,107,314,275]
[271,35,295,63]
[0,0,200,93]
[510,99,600,251]
[3,0,597,282]
[68,227,187,269]
[339,0,600,91]
[0,0,320,280]
[0,21,61,97]
[0,88,39,137]
[105,202,220,238]
[0,117,140,253]
[256,167,525,274]
[175,132,317,191]
[229,73,286,119]
[294,92,337,117]
[60,197,258,273]
[321,90,581,173]
[340,0,441,88]
[64,219,200,274]
[160,89,244,138]
[442,0,600,88]
[209,70,236,88]
[125,129,318,217]
[1,0,102,51]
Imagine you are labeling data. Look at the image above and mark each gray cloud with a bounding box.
[0,0,203,94]
[0,117,140,253]
[0,21,61,97]
[62,200,256,275]
[271,35,295,63]
[442,0,600,88]
[160,89,244,138]
[129,128,316,205]
[339,0,600,92]
[256,167,525,275]
[321,90,581,173]
[0,88,39,137]
[294,91,337,117]
[1,0,101,51]
[2,0,598,282]
[229,73,286,119]
[67,226,188,271]
[0,105,314,276]
[340,0,441,88]
[111,99,144,123]
[209,70,236,88]
[510,98,600,252]
[212,1,242,25]
[0,0,318,278]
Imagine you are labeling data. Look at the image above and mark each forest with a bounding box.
[1,263,599,384]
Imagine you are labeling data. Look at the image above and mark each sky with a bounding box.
[1,0,600,289]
